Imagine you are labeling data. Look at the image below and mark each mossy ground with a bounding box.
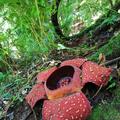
[88,83,120,120]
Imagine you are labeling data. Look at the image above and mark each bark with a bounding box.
[51,0,66,39]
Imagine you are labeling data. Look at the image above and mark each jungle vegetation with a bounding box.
[0,0,120,119]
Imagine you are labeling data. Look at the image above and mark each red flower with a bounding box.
[26,58,112,120]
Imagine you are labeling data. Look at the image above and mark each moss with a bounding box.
[88,84,120,120]
[88,104,120,120]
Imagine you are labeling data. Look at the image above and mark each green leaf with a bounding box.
[107,82,116,90]
[0,72,4,81]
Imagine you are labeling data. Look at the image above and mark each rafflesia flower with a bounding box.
[25,58,112,120]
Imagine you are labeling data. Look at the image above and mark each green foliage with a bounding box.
[0,0,118,65]
[0,0,57,65]
[88,104,120,120]
[0,0,120,119]
[59,0,114,36]
[107,76,116,90]
[88,84,120,120]
[0,72,28,101]
[0,72,4,81]
[89,32,120,61]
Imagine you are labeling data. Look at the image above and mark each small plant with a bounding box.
[107,76,116,90]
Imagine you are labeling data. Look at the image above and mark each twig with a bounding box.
[102,56,120,66]
[109,0,114,8]
[31,108,37,120]
[91,85,103,99]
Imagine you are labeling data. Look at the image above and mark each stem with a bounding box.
[102,57,120,66]
[109,0,114,8]
[34,0,41,30]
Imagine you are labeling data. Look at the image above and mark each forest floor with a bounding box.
[4,32,120,120]
[0,10,120,120]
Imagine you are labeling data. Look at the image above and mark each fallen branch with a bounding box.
[102,56,120,66]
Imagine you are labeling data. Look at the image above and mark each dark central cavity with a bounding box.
[46,66,74,90]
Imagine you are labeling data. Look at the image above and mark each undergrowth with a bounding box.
[89,32,120,61]
[88,83,120,120]
[0,0,120,119]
